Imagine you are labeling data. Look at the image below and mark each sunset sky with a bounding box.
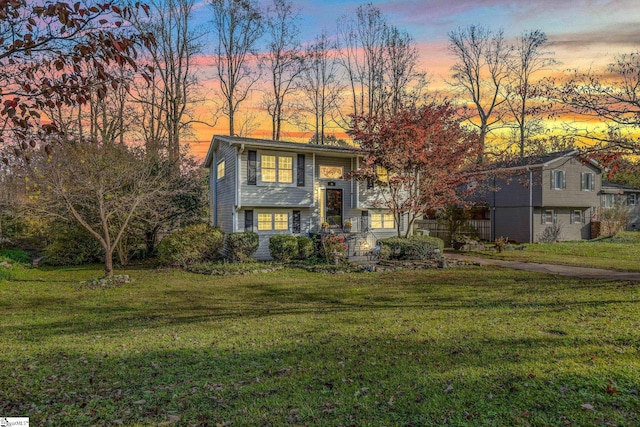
[187,0,640,159]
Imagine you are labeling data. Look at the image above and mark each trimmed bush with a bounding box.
[377,235,444,260]
[269,234,298,262]
[44,224,104,266]
[224,232,259,262]
[157,224,223,268]
[296,236,314,260]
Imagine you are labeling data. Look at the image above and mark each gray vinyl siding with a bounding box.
[533,208,591,242]
[239,149,314,207]
[242,208,314,260]
[542,158,601,207]
[213,142,236,233]
[492,206,532,243]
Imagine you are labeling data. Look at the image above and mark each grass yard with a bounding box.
[1,263,639,426]
[469,232,640,272]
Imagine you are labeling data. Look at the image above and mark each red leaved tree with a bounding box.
[349,102,481,237]
[0,1,154,163]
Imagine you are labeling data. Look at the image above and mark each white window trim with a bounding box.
[257,212,290,232]
[371,212,396,229]
[580,172,594,191]
[216,159,225,181]
[258,151,295,186]
[570,209,584,224]
[628,194,637,206]
[552,170,565,190]
[542,209,557,225]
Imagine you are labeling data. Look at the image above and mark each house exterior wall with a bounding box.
[238,149,314,207]
[541,158,601,207]
[533,207,591,241]
[213,141,237,233]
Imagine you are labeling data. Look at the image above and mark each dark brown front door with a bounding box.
[325,189,342,227]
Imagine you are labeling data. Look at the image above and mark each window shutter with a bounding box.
[580,172,585,190]
[562,171,566,189]
[367,178,374,189]
[292,210,301,233]
[551,170,555,189]
[361,210,369,231]
[247,150,257,185]
[244,210,254,231]
[297,154,305,187]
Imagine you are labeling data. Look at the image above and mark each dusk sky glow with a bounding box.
[187,0,640,158]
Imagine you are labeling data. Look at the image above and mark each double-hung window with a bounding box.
[628,194,637,206]
[580,172,594,191]
[261,154,293,184]
[570,209,584,224]
[542,209,557,224]
[551,170,566,190]
[371,213,395,229]
[257,213,289,231]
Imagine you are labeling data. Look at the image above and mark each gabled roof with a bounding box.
[490,150,604,171]
[203,135,360,167]
[601,181,640,194]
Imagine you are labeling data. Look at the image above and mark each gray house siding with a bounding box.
[239,149,315,207]
[213,141,236,233]
[533,207,591,241]
[492,206,531,243]
[542,158,601,207]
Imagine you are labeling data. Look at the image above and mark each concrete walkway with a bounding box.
[445,253,640,281]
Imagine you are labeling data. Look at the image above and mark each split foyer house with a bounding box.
[474,150,605,243]
[203,136,407,259]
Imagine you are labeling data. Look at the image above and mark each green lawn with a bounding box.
[1,263,639,426]
[469,232,640,272]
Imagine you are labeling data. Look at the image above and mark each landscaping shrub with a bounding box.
[157,224,223,268]
[377,235,444,260]
[296,236,314,259]
[269,234,298,262]
[224,232,259,262]
[0,248,30,264]
[319,234,347,263]
[44,224,104,266]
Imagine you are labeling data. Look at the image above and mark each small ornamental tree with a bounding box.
[349,102,481,237]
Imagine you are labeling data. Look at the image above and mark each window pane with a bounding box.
[261,155,276,183]
[371,214,382,229]
[383,213,395,228]
[319,165,343,179]
[258,213,272,231]
[279,169,293,183]
[217,160,225,180]
[274,213,288,230]
[376,165,389,182]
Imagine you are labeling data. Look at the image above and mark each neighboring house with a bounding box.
[203,136,408,259]
[600,181,640,231]
[473,150,604,243]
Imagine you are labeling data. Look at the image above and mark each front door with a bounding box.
[325,189,343,227]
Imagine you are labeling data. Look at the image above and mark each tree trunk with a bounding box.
[104,249,114,278]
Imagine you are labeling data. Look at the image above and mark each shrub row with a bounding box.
[268,235,314,262]
[157,225,258,267]
[377,235,444,260]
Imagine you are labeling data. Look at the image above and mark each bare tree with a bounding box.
[558,51,640,153]
[26,142,166,277]
[262,0,304,140]
[337,3,387,122]
[383,26,428,115]
[505,29,556,157]
[448,25,511,160]
[209,0,263,137]
[128,0,203,162]
[299,31,343,144]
